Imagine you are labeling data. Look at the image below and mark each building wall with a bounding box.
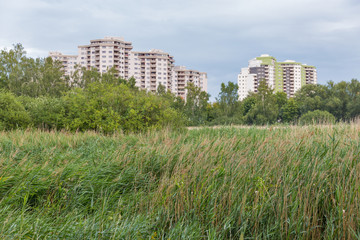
[171,66,207,99]
[77,37,133,79]
[238,67,256,101]
[128,49,174,93]
[165,59,209,98]
[49,52,77,76]
[199,72,207,93]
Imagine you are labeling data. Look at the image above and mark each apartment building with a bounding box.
[304,65,317,85]
[77,37,133,79]
[199,72,208,93]
[128,49,174,93]
[171,66,207,98]
[238,54,317,100]
[49,36,208,98]
[48,52,78,76]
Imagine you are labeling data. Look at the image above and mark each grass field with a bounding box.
[0,125,360,239]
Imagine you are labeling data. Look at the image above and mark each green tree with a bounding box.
[346,79,360,119]
[184,83,210,125]
[21,96,66,130]
[62,82,184,133]
[0,90,30,130]
[216,81,239,117]
[280,98,299,123]
[0,43,28,94]
[295,84,328,115]
[0,44,69,97]
[323,81,350,121]
[275,92,288,111]
[299,110,336,125]
[244,80,279,125]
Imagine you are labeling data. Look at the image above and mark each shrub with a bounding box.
[21,96,66,130]
[62,82,185,133]
[299,110,336,125]
[0,91,30,130]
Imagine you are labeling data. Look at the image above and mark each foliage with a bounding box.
[0,44,69,97]
[62,82,184,133]
[20,96,66,130]
[0,90,30,130]
[280,98,299,123]
[299,110,336,125]
[184,83,210,125]
[217,81,239,117]
[244,80,279,125]
[294,84,328,115]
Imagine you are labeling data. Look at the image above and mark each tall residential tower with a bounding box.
[49,37,207,98]
[238,54,317,100]
[128,49,175,93]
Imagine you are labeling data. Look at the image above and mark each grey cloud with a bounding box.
[1,0,360,100]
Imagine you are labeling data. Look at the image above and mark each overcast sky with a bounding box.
[1,0,360,99]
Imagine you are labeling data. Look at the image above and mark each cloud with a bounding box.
[1,0,360,99]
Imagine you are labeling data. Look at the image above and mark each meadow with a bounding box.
[0,124,360,239]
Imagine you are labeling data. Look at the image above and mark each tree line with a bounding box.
[1,43,360,132]
[209,79,360,125]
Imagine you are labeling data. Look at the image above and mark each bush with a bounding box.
[0,91,30,130]
[20,96,66,130]
[299,110,336,125]
[62,82,185,133]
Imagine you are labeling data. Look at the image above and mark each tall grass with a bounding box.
[0,125,360,239]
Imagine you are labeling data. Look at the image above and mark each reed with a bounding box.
[0,124,359,239]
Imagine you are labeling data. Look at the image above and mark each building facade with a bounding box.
[48,52,78,76]
[49,37,207,98]
[77,37,133,79]
[128,49,174,93]
[238,54,317,100]
[171,66,207,98]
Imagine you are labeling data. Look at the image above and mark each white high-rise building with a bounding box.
[49,37,208,98]
[48,52,78,76]
[77,37,133,79]
[171,66,207,99]
[128,49,174,93]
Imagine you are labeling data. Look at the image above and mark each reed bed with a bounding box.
[0,124,360,239]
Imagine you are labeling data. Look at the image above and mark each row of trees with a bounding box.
[1,43,360,131]
[208,79,360,125]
